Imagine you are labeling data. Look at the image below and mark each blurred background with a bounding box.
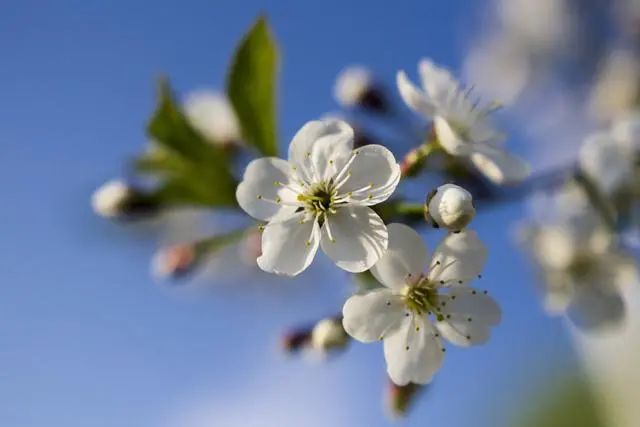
[2,0,639,425]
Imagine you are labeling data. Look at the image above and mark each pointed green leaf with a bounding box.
[226,16,279,156]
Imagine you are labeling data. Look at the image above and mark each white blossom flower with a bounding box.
[334,66,378,109]
[92,180,131,218]
[611,111,640,154]
[589,51,640,122]
[523,186,637,330]
[397,59,530,184]
[310,318,350,352]
[92,179,156,219]
[342,223,499,385]
[184,90,241,145]
[425,184,476,231]
[578,132,635,196]
[497,0,573,53]
[236,119,401,276]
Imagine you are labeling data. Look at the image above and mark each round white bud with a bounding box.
[426,184,476,231]
[184,90,241,145]
[310,318,349,352]
[91,180,131,218]
[334,66,373,107]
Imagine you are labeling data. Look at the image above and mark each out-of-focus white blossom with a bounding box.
[523,186,637,330]
[463,36,531,104]
[612,111,640,153]
[342,224,498,385]
[397,59,530,184]
[497,0,574,53]
[578,132,635,196]
[236,119,400,276]
[92,179,158,219]
[334,66,375,107]
[310,318,349,352]
[92,180,131,218]
[425,184,476,231]
[184,90,241,146]
[588,51,640,123]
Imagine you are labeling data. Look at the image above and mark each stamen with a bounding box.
[333,171,353,192]
[256,195,300,207]
[275,181,303,195]
[324,216,336,243]
[333,151,358,184]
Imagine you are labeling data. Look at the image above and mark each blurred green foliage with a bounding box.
[511,376,606,427]
[140,79,238,207]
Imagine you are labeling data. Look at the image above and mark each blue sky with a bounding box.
[0,1,580,426]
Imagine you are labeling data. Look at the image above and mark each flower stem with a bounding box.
[400,138,440,178]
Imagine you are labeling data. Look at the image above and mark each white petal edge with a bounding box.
[337,144,401,206]
[257,212,320,276]
[342,288,405,343]
[433,116,474,156]
[418,59,460,108]
[436,287,501,347]
[370,223,428,290]
[236,157,301,221]
[428,229,487,286]
[320,206,388,273]
[287,119,353,182]
[310,125,354,182]
[384,316,444,386]
[396,70,436,118]
[469,144,531,185]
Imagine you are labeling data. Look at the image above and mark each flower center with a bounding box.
[297,181,338,220]
[402,280,440,317]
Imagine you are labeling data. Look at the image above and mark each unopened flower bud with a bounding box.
[386,380,423,418]
[184,90,241,147]
[424,184,476,231]
[91,179,158,220]
[152,243,198,280]
[310,318,350,352]
[334,66,387,112]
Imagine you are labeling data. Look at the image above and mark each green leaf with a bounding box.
[145,79,238,208]
[226,16,279,156]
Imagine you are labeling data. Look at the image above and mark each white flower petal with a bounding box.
[257,213,320,276]
[342,288,405,343]
[184,90,240,144]
[320,206,388,273]
[310,123,354,182]
[384,316,444,385]
[396,70,436,118]
[418,59,460,108]
[436,287,501,347]
[612,111,640,152]
[469,144,531,185]
[287,119,353,182]
[236,157,301,221]
[578,132,633,195]
[433,116,474,156]
[428,230,487,286]
[567,277,625,332]
[541,271,574,314]
[337,144,401,206]
[370,223,428,290]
